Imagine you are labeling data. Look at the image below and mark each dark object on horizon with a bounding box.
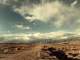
[47,47,80,60]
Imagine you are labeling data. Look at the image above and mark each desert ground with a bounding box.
[0,41,80,60]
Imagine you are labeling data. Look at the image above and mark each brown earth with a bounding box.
[0,41,80,60]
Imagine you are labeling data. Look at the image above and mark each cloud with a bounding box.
[0,32,74,40]
[29,1,80,32]
[0,31,80,43]
[29,1,62,21]
[15,0,80,32]
[16,24,31,30]
[16,24,23,28]
[71,0,78,7]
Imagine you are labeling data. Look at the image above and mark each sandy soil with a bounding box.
[0,41,80,60]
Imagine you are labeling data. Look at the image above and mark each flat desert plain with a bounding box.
[0,41,80,60]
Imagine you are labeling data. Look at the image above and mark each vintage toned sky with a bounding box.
[0,0,80,33]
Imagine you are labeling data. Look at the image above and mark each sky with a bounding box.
[0,0,80,34]
[0,0,80,43]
